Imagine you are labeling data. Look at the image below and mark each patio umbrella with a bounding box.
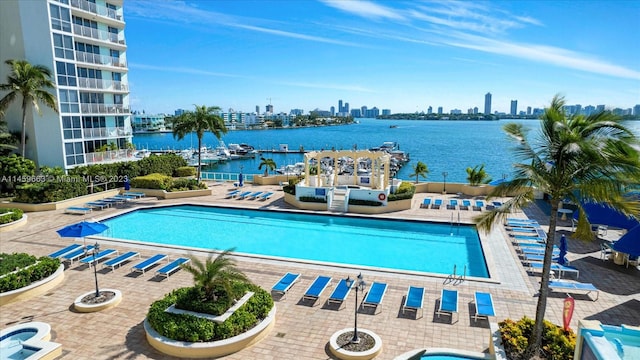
[238,172,244,187]
[57,221,109,247]
[557,234,569,266]
[124,177,130,191]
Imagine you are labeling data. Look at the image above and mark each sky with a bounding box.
[124,0,640,115]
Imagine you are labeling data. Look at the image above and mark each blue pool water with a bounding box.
[100,205,489,277]
[0,329,38,360]
[421,356,482,360]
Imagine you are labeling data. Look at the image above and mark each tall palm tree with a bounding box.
[475,95,640,358]
[409,161,429,183]
[172,105,227,181]
[258,157,276,176]
[181,249,250,302]
[0,60,58,157]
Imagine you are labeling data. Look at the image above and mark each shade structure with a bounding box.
[574,201,639,230]
[612,225,640,258]
[557,234,569,265]
[57,221,108,238]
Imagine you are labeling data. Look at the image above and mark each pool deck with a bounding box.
[1,183,638,359]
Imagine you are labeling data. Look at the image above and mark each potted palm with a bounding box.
[463,164,492,196]
[258,157,276,177]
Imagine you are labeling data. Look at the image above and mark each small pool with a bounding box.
[578,322,640,360]
[99,205,490,277]
[396,348,491,360]
[0,322,61,360]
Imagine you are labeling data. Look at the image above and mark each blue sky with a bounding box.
[125,0,640,115]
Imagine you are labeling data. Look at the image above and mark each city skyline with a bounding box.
[125,0,640,114]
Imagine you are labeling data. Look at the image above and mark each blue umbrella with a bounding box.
[238,173,244,187]
[57,221,109,246]
[124,177,130,191]
[558,234,568,265]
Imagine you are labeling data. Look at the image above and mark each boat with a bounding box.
[276,162,306,176]
[228,143,257,159]
[389,125,398,128]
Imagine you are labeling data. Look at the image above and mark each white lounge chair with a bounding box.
[473,291,496,321]
[402,286,424,319]
[156,257,190,279]
[436,289,458,324]
[271,272,300,299]
[131,254,168,275]
[103,251,140,272]
[549,280,599,301]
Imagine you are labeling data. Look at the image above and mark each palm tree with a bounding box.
[409,161,429,183]
[181,249,250,302]
[259,157,276,177]
[465,164,492,186]
[172,105,227,182]
[474,95,640,358]
[0,60,58,157]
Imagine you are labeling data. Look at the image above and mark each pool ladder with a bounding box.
[444,264,466,285]
[449,212,461,235]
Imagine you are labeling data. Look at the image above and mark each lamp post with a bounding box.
[92,242,100,298]
[345,273,366,344]
[442,172,448,194]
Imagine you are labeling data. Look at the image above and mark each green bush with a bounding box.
[348,198,383,206]
[0,208,24,225]
[169,178,206,192]
[0,252,37,275]
[499,317,576,360]
[13,167,88,203]
[130,173,173,190]
[299,196,326,203]
[283,176,303,195]
[0,255,61,293]
[175,166,196,177]
[147,283,273,342]
[137,154,187,177]
[388,182,415,201]
[0,154,36,195]
[175,282,246,315]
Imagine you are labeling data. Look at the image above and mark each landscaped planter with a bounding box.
[0,189,121,212]
[128,187,212,199]
[144,306,276,359]
[0,213,27,232]
[0,264,65,306]
[329,328,382,360]
[73,288,122,312]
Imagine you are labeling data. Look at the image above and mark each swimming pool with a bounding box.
[100,205,489,277]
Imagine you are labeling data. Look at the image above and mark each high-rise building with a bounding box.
[527,106,532,115]
[175,109,186,116]
[427,106,432,114]
[330,106,335,116]
[255,105,260,114]
[344,102,349,114]
[338,100,343,113]
[484,92,492,115]
[634,104,640,116]
[510,100,517,115]
[437,106,443,115]
[266,104,273,114]
[382,109,391,116]
[0,0,132,169]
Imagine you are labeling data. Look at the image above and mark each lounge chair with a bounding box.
[473,200,484,211]
[131,254,168,275]
[302,275,332,303]
[123,191,145,198]
[327,278,354,309]
[420,198,432,208]
[362,282,387,314]
[114,194,137,200]
[600,243,612,261]
[511,234,545,241]
[520,247,561,257]
[85,201,110,210]
[492,201,503,207]
[61,245,95,263]
[102,197,125,205]
[156,257,190,279]
[549,280,599,301]
[225,190,240,198]
[260,192,274,201]
[436,289,459,323]
[237,191,252,199]
[402,286,424,318]
[65,206,92,214]
[507,227,539,233]
[447,199,458,210]
[247,191,263,200]
[505,221,539,228]
[527,262,579,279]
[460,200,471,210]
[103,251,140,272]
[79,249,117,268]
[431,199,443,209]
[521,253,566,265]
[271,272,300,299]
[473,291,496,321]
[507,218,538,223]
[48,243,83,259]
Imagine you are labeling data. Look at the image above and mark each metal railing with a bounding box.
[75,51,127,68]
[200,172,254,183]
[81,103,130,114]
[77,77,128,92]
[72,24,124,45]
[85,149,135,165]
[70,0,122,22]
[83,127,132,138]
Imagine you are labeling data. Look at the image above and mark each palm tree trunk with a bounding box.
[21,96,28,157]
[525,201,561,358]
[196,136,202,182]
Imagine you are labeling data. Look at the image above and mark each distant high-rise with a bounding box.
[484,93,492,115]
[634,104,640,116]
[330,106,335,116]
[427,106,433,114]
[510,100,517,115]
[175,109,186,116]
[344,102,350,113]
[473,107,479,114]
[382,109,391,116]
[437,106,443,115]
[527,106,532,115]
[338,100,343,113]
[266,104,273,114]
[255,105,260,114]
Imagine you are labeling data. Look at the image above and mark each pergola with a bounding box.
[302,150,391,190]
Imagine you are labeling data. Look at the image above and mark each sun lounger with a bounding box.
[327,278,354,309]
[362,282,387,314]
[402,286,425,318]
[492,201,503,207]
[247,191,263,200]
[260,192,274,201]
[61,245,95,263]
[473,200,485,211]
[79,249,117,268]
[85,201,110,210]
[432,199,443,209]
[460,200,471,210]
[549,280,599,301]
[512,234,546,241]
[48,243,83,259]
[420,198,432,208]
[131,254,168,274]
[436,289,459,323]
[521,253,566,265]
[520,248,561,257]
[507,218,538,223]
[527,262,579,279]
[302,275,332,303]
[271,272,300,299]
[237,191,252,199]
[507,227,539,233]
[65,206,92,214]
[123,191,145,198]
[225,190,240,198]
[473,291,496,321]
[505,221,539,228]
[447,199,458,210]
[156,257,190,279]
[103,251,140,271]
[102,197,125,205]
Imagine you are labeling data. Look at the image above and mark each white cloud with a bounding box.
[320,0,405,20]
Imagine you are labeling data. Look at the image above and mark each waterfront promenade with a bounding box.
[1,183,638,359]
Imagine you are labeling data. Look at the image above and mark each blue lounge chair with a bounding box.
[432,199,443,209]
[247,191,263,200]
[521,253,566,265]
[473,291,496,321]
[62,245,95,263]
[80,249,117,268]
[131,254,168,275]
[447,199,458,210]
[362,282,387,314]
[508,227,539,233]
[302,275,332,303]
[102,197,125,205]
[512,234,545,241]
[48,243,83,259]
[156,257,190,279]
[225,190,240,198]
[123,191,145,198]
[237,191,252,199]
[114,194,136,200]
[103,251,140,272]
[473,200,484,211]
[505,221,539,228]
[260,192,274,201]
[420,198,432,208]
[327,278,354,309]
[492,201,503,207]
[521,248,561,257]
[507,218,538,223]
[85,201,109,210]
[549,280,599,301]
[271,272,300,299]
[461,200,471,210]
[402,286,424,318]
[437,289,459,323]
[65,206,92,214]
[527,262,579,279]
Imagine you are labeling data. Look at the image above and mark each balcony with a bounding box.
[75,51,127,68]
[77,77,128,92]
[81,103,130,114]
[70,0,123,22]
[83,126,132,139]
[73,24,125,46]
[85,149,135,165]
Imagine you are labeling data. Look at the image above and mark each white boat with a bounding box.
[276,162,305,176]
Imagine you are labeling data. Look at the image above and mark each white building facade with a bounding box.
[0,0,132,169]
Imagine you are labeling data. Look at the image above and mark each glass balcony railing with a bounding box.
[85,149,135,165]
[82,127,132,139]
[75,51,127,68]
[77,77,128,92]
[80,103,130,114]
[70,0,123,22]
[73,24,125,45]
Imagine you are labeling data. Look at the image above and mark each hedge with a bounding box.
[388,181,415,201]
[169,178,207,192]
[499,316,576,360]
[299,196,326,203]
[0,208,24,225]
[13,175,87,203]
[130,173,173,190]
[0,255,61,293]
[175,166,196,177]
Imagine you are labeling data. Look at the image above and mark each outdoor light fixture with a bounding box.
[345,273,366,344]
[442,172,448,193]
[93,242,100,298]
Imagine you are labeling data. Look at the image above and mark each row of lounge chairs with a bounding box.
[420,198,499,211]
[226,189,274,201]
[47,244,189,280]
[65,192,146,214]
[270,273,497,322]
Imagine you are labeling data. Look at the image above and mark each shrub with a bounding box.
[0,254,60,293]
[0,253,37,275]
[283,176,303,195]
[499,316,575,360]
[299,196,326,203]
[348,198,383,206]
[0,154,36,195]
[175,166,196,177]
[388,182,415,201]
[138,154,187,177]
[0,208,24,225]
[169,178,206,192]
[130,173,173,190]
[13,167,88,203]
